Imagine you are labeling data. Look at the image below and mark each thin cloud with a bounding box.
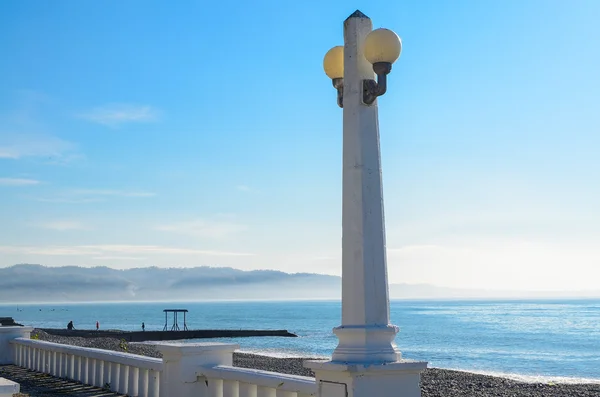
[0,177,40,186]
[0,133,77,161]
[28,188,155,203]
[236,185,251,192]
[79,104,160,127]
[31,197,104,204]
[0,244,254,257]
[92,256,145,261]
[36,221,90,231]
[155,219,248,239]
[72,189,156,197]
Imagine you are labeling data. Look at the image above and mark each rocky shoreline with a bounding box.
[19,329,600,396]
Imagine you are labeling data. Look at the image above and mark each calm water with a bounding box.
[4,299,600,382]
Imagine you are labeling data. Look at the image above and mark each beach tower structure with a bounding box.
[306,10,428,397]
[163,309,189,331]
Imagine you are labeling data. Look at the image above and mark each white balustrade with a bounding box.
[10,338,320,397]
[10,338,162,397]
[198,365,316,397]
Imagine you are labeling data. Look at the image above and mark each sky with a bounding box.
[1,0,599,292]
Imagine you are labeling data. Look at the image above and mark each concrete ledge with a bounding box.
[305,358,428,373]
[0,377,19,397]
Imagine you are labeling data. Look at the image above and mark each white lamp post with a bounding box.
[306,10,427,397]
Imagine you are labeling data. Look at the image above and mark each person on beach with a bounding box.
[142,322,145,331]
[96,321,99,331]
[67,320,74,330]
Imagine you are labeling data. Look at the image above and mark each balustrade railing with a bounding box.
[10,337,162,397]
[9,337,325,397]
[198,365,317,397]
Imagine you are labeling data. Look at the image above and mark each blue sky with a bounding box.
[1,0,599,291]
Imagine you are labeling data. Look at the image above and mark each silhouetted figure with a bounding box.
[142,322,145,332]
[96,321,99,331]
[67,321,74,330]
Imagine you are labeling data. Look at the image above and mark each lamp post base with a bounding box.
[305,359,427,397]
[331,324,400,364]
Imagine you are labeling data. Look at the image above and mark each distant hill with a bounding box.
[1,264,598,302]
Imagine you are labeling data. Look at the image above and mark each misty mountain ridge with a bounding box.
[1,264,598,303]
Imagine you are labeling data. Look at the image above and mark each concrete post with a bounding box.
[0,378,20,397]
[156,342,238,397]
[0,326,33,364]
[334,8,399,365]
[306,10,427,397]
[307,360,426,397]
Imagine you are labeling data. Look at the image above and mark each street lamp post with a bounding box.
[305,10,427,397]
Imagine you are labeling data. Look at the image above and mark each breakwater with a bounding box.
[39,328,297,342]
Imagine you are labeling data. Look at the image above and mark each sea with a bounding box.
[3,299,600,384]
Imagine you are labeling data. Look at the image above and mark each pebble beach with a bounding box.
[2,329,594,397]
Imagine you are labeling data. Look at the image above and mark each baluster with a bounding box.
[128,367,139,397]
[60,353,67,378]
[223,379,239,397]
[74,356,81,381]
[88,358,96,386]
[95,359,105,387]
[27,346,33,369]
[239,382,258,397]
[276,391,296,397]
[25,346,33,369]
[104,362,112,387]
[119,364,129,394]
[32,348,38,371]
[55,353,62,377]
[138,368,149,397]
[47,351,52,374]
[208,378,223,397]
[110,362,120,391]
[148,369,160,397]
[66,354,73,379]
[106,362,114,388]
[15,345,21,366]
[53,352,58,376]
[50,351,57,376]
[37,348,42,371]
[41,349,46,372]
[40,349,46,371]
[82,357,89,384]
[257,386,276,397]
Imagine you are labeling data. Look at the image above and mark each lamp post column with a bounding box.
[333,9,398,365]
[305,10,427,397]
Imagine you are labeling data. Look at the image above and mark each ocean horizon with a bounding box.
[4,298,599,383]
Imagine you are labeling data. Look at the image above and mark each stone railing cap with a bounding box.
[304,359,428,373]
[0,326,33,333]
[156,342,239,356]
